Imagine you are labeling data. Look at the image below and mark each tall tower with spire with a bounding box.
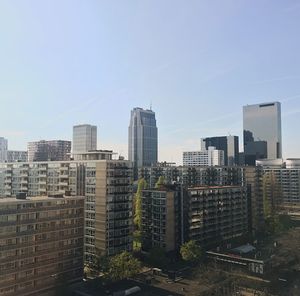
[128,107,158,179]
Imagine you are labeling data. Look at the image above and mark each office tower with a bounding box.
[0,153,133,263]
[7,150,28,162]
[186,186,248,246]
[128,108,158,179]
[141,185,183,252]
[183,146,224,166]
[73,124,97,154]
[243,102,282,165]
[0,194,84,295]
[27,140,71,162]
[201,136,239,166]
[0,137,8,162]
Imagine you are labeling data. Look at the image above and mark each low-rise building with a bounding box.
[0,194,84,296]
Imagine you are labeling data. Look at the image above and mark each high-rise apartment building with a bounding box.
[139,164,265,235]
[128,108,158,179]
[187,186,248,246]
[0,137,8,162]
[201,136,239,166]
[0,155,133,263]
[140,185,249,251]
[27,140,71,162]
[0,195,84,296]
[7,150,28,162]
[183,146,224,167]
[141,185,183,252]
[256,158,300,204]
[243,102,282,165]
[73,124,97,154]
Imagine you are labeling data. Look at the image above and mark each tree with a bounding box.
[134,178,147,231]
[107,251,141,281]
[155,176,165,188]
[180,240,202,262]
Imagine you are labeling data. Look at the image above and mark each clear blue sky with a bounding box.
[1,0,300,164]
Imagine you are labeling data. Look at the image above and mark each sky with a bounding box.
[0,0,300,164]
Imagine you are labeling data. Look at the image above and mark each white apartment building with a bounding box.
[183,146,224,166]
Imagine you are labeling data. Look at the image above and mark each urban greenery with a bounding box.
[133,230,142,251]
[106,251,141,281]
[155,175,165,188]
[92,251,141,282]
[180,240,202,262]
[134,178,147,231]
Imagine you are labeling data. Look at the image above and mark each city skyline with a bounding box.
[1,1,300,164]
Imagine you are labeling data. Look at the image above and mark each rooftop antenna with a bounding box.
[150,101,152,111]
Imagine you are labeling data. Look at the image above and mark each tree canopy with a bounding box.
[134,178,147,231]
[180,240,202,262]
[107,251,141,281]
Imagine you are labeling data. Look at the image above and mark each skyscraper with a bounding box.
[201,136,239,166]
[128,107,158,178]
[0,137,8,162]
[243,102,282,166]
[73,124,97,153]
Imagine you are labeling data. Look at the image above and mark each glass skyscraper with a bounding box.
[243,102,282,166]
[128,107,158,178]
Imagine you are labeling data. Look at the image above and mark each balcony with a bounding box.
[60,174,69,178]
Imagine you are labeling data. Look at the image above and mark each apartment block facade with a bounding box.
[187,186,248,247]
[139,165,264,235]
[141,186,183,252]
[0,158,133,263]
[7,151,28,163]
[27,140,71,162]
[139,165,245,189]
[0,138,8,163]
[183,146,225,167]
[0,195,84,296]
[256,159,300,220]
